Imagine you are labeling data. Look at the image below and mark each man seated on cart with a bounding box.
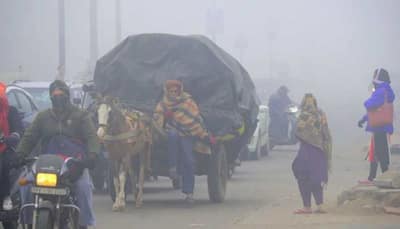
[154,80,216,204]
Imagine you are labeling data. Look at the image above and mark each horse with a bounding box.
[96,96,152,211]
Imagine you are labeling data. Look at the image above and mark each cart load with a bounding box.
[93,34,259,140]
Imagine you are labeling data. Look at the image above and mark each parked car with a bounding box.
[11,80,84,110]
[10,81,52,110]
[269,104,299,150]
[6,85,39,128]
[247,105,270,160]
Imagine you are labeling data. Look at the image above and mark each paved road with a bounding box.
[92,146,400,229]
[93,148,293,229]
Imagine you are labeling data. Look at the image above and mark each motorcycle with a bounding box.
[20,154,82,229]
[269,104,299,150]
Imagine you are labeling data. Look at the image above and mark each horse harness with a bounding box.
[103,110,148,144]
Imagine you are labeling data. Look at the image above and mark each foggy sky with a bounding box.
[1,0,399,149]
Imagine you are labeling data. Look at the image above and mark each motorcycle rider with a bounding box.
[16,80,100,229]
[0,82,24,229]
[268,85,292,143]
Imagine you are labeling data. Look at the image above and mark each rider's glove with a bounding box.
[8,153,27,169]
[358,119,365,128]
[4,133,20,147]
[209,133,217,145]
[163,110,174,120]
[65,159,85,182]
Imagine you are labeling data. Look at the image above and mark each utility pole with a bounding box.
[115,0,122,43]
[234,34,248,63]
[267,31,276,78]
[57,0,66,80]
[205,0,223,44]
[89,0,98,77]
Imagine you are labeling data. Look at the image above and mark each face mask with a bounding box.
[51,94,69,110]
[305,105,314,111]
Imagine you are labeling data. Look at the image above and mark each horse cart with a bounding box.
[91,34,259,206]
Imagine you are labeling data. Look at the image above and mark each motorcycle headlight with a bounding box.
[289,107,298,113]
[36,173,57,187]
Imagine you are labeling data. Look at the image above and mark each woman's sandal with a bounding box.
[293,208,312,214]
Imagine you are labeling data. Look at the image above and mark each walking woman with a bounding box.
[292,93,332,214]
[358,68,395,184]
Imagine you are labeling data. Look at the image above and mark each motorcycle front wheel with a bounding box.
[35,209,53,229]
[2,221,18,229]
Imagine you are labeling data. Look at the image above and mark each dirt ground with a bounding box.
[233,143,400,229]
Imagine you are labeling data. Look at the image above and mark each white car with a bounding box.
[6,85,39,128]
[247,105,270,159]
[10,81,52,110]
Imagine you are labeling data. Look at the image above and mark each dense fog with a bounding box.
[1,0,399,151]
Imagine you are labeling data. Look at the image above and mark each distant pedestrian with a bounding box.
[0,82,23,220]
[292,93,332,214]
[268,86,292,142]
[358,68,395,184]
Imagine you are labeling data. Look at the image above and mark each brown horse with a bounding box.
[96,96,152,211]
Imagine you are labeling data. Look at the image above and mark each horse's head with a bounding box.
[97,96,116,139]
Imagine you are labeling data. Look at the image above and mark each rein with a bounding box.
[103,129,143,142]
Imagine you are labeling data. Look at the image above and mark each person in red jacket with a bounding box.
[0,82,23,217]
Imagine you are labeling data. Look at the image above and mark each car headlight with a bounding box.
[36,173,57,187]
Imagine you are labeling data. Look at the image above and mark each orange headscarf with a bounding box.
[165,80,182,89]
[0,82,9,153]
[166,80,182,92]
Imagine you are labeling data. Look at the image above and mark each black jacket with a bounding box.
[8,106,24,137]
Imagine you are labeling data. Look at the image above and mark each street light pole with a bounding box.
[115,0,122,43]
[57,0,66,80]
[89,0,98,76]
[267,31,276,78]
